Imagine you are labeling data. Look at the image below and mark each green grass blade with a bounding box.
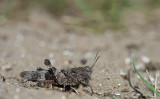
[75,0,92,16]
[133,55,160,98]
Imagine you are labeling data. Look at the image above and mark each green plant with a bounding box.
[38,0,71,15]
[1,0,160,32]
[133,55,160,98]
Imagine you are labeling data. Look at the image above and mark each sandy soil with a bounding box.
[0,9,160,99]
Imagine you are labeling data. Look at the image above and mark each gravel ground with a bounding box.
[0,9,160,99]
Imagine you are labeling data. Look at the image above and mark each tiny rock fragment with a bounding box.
[117,84,121,87]
[63,46,73,56]
[124,57,132,65]
[97,93,102,95]
[115,93,121,96]
[120,70,128,80]
[59,88,64,91]
[136,63,145,70]
[80,59,87,65]
[141,55,150,63]
[84,52,93,59]
[1,64,12,71]
[64,60,72,65]
[120,74,128,80]
[134,85,139,89]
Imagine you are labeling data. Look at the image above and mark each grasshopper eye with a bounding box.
[44,59,51,65]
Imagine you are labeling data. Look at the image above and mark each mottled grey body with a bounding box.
[20,52,99,92]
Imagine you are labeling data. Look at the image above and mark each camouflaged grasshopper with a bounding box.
[20,52,100,94]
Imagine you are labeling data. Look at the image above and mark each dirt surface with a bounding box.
[1,9,160,99]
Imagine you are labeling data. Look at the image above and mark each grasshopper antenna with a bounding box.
[91,51,100,69]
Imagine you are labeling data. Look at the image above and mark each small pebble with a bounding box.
[115,93,121,96]
[118,84,121,87]
[63,46,73,56]
[84,52,93,59]
[137,75,140,79]
[99,84,102,86]
[120,70,125,75]
[124,57,131,65]
[120,74,128,80]
[1,64,12,71]
[59,88,63,91]
[64,60,72,65]
[63,50,73,56]
[80,59,87,65]
[98,92,102,95]
[141,55,150,63]
[136,63,144,70]
[120,70,128,80]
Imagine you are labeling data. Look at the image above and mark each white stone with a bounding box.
[124,57,131,65]
[141,55,150,63]
[115,93,120,96]
[118,84,121,87]
[84,52,93,59]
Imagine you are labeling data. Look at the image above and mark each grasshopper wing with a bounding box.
[20,68,47,82]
